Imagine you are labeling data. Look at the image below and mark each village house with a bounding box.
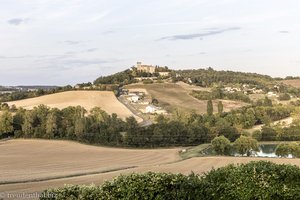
[224,87,241,93]
[128,95,140,103]
[159,72,170,77]
[267,91,277,97]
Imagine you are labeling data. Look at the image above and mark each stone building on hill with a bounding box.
[136,62,156,73]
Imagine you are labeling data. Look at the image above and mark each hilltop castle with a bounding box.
[136,62,156,73]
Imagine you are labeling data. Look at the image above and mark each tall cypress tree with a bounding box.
[207,100,213,116]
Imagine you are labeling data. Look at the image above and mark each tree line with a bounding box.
[0,97,295,147]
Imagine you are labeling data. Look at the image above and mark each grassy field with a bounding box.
[2,139,300,194]
[6,91,141,121]
[281,79,300,88]
[125,83,247,114]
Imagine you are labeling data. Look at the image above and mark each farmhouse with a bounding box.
[129,95,140,103]
[146,105,158,113]
[159,72,170,77]
[267,91,277,97]
[136,62,156,73]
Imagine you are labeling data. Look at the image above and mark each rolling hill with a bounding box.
[125,83,248,114]
[281,79,300,88]
[6,91,141,121]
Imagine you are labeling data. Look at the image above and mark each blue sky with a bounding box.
[0,0,300,85]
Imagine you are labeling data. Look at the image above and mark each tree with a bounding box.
[252,130,262,141]
[261,126,277,141]
[278,93,291,101]
[211,136,231,155]
[0,103,9,110]
[264,97,273,107]
[275,143,290,157]
[234,136,259,156]
[0,111,13,136]
[207,100,213,116]
[45,112,58,138]
[217,101,223,115]
[74,118,85,139]
[22,111,36,137]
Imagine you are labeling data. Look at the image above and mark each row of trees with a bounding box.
[173,67,274,89]
[191,87,251,103]
[212,135,259,156]
[205,99,292,129]
[0,96,295,147]
[0,105,214,147]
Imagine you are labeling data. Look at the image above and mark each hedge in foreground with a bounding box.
[41,161,300,200]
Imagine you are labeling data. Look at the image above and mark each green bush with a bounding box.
[41,161,300,200]
[41,172,204,200]
[278,93,291,101]
[201,161,300,199]
[211,135,231,155]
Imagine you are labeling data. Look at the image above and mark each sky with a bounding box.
[0,0,300,86]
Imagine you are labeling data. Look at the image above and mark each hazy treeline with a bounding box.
[0,85,73,102]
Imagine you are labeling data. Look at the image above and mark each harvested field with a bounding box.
[125,83,247,114]
[1,140,300,195]
[6,91,140,121]
[281,79,300,88]
[0,139,180,185]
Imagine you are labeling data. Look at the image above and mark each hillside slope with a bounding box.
[281,79,300,88]
[6,91,140,121]
[125,83,247,114]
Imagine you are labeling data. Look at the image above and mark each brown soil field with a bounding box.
[0,139,180,184]
[1,140,300,195]
[281,79,300,88]
[6,91,141,121]
[125,83,247,114]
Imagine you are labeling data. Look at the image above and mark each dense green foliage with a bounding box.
[1,105,214,147]
[275,142,300,158]
[254,123,300,142]
[191,88,251,103]
[94,69,137,85]
[234,136,259,156]
[0,98,295,146]
[41,161,300,200]
[211,135,231,155]
[278,93,291,101]
[93,66,170,85]
[173,68,274,88]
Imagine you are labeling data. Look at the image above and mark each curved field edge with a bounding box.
[5,90,141,121]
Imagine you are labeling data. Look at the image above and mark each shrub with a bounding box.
[275,142,300,158]
[201,161,300,199]
[234,136,259,156]
[41,172,204,200]
[143,79,154,84]
[41,161,300,200]
[252,130,262,141]
[211,135,231,155]
[278,93,291,101]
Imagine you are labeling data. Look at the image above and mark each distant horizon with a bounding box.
[1,0,299,85]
